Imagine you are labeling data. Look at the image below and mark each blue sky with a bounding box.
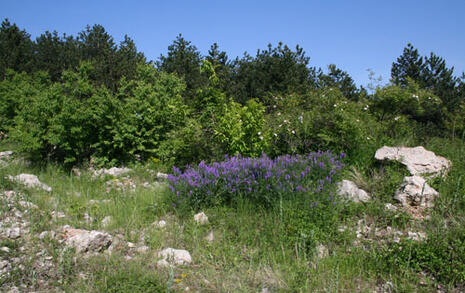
[1,0,464,87]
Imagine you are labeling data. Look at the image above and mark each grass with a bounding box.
[1,136,465,292]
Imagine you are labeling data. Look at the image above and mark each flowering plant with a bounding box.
[167,151,345,211]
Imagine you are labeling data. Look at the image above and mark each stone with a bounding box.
[337,180,371,203]
[51,211,66,220]
[0,246,10,253]
[101,216,112,227]
[62,227,112,253]
[6,227,21,239]
[93,167,131,177]
[71,168,81,177]
[7,174,52,192]
[84,213,93,224]
[375,146,451,177]
[153,220,166,228]
[18,201,38,210]
[194,212,209,224]
[394,176,439,208]
[157,248,192,266]
[407,231,427,241]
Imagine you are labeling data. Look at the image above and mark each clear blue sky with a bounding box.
[1,0,464,88]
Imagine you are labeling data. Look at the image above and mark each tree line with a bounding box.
[1,18,464,167]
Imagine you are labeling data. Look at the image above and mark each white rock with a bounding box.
[394,176,439,208]
[93,167,131,177]
[407,231,427,241]
[194,212,209,224]
[375,146,451,177]
[51,211,66,220]
[84,213,93,223]
[337,180,371,203]
[39,231,50,239]
[6,227,21,239]
[18,201,38,210]
[63,227,112,253]
[127,242,136,248]
[101,216,112,227]
[0,260,8,269]
[153,220,166,228]
[7,174,52,192]
[157,248,192,266]
[0,246,10,253]
[205,231,214,243]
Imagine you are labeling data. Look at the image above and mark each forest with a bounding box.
[1,17,465,292]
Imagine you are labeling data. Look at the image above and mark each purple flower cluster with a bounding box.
[168,151,345,209]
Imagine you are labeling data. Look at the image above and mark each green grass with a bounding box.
[1,136,465,292]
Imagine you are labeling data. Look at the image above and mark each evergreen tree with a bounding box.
[317,64,359,100]
[0,18,33,79]
[391,43,425,86]
[158,34,207,102]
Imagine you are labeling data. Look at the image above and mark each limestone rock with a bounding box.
[93,167,131,177]
[194,212,209,224]
[7,174,52,192]
[157,248,192,266]
[62,227,112,253]
[316,244,329,258]
[394,176,439,208]
[337,180,371,203]
[375,146,451,177]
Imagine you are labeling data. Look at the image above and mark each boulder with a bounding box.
[157,248,192,266]
[337,180,370,203]
[394,176,439,208]
[375,146,451,177]
[7,174,52,192]
[62,227,112,253]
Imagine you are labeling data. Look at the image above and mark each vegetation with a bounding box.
[1,18,465,292]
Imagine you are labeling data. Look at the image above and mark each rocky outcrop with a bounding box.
[7,174,52,192]
[375,146,451,177]
[394,176,439,208]
[337,180,371,203]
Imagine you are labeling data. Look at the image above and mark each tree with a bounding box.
[391,43,462,112]
[33,31,80,81]
[158,34,207,102]
[317,64,359,100]
[206,43,231,93]
[391,43,425,86]
[0,18,33,79]
[229,42,317,104]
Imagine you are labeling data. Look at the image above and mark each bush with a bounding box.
[267,89,381,159]
[167,151,345,211]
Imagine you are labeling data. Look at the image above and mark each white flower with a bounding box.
[394,116,400,121]
[298,115,303,123]
[363,105,369,111]
[259,136,264,140]
[273,133,278,137]
[366,137,370,140]
[283,120,288,123]
[291,130,295,134]
[273,105,277,108]
[333,104,337,107]
[278,124,282,128]
[356,119,360,122]
[258,131,262,135]
[277,112,281,116]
